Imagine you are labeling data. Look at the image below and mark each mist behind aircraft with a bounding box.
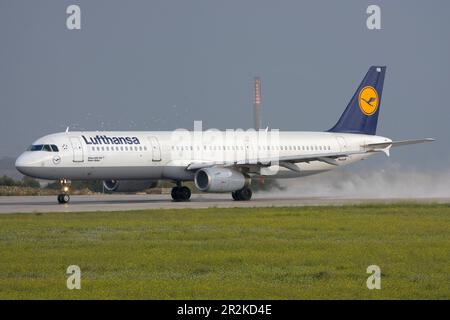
[261,163,450,199]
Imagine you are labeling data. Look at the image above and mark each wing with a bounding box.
[186,149,366,171]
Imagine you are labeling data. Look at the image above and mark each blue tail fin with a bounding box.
[328,66,386,135]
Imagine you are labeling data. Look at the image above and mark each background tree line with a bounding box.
[0,175,103,192]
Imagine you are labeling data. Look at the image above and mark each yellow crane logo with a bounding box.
[358,86,379,116]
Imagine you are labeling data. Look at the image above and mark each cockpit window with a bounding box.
[28,145,44,151]
[27,144,59,152]
[42,145,52,152]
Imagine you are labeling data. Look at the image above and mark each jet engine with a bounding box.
[103,180,158,193]
[194,168,250,192]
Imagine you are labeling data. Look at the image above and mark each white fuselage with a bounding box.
[15,131,391,181]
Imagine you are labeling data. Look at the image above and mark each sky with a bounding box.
[1,0,448,169]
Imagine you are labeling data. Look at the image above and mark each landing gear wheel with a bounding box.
[57,179,71,204]
[57,194,70,204]
[180,186,191,201]
[171,187,179,201]
[232,187,252,201]
[171,186,191,202]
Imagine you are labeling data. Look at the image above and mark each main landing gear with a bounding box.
[57,179,71,204]
[171,182,191,202]
[231,187,252,201]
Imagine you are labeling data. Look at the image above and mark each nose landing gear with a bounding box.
[57,179,71,204]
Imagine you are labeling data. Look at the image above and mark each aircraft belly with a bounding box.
[162,166,196,180]
[24,166,163,180]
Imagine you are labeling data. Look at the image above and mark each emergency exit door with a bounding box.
[148,136,161,162]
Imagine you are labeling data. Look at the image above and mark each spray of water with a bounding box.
[258,164,450,199]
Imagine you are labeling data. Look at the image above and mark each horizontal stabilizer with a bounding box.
[366,138,435,149]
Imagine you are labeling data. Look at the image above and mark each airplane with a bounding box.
[15,66,434,204]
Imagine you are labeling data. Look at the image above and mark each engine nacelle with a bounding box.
[194,168,250,193]
[103,179,158,193]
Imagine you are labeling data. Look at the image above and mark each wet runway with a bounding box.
[0,194,449,214]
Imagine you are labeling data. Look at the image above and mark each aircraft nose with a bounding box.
[15,153,34,175]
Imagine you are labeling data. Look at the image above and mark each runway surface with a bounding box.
[0,194,449,214]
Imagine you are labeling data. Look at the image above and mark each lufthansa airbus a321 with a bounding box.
[15,66,434,203]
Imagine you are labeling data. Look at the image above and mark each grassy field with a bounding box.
[0,204,449,299]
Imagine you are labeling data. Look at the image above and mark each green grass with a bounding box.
[0,204,449,299]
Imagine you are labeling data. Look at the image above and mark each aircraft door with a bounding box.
[336,136,347,152]
[69,137,84,162]
[244,136,251,164]
[148,136,161,162]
